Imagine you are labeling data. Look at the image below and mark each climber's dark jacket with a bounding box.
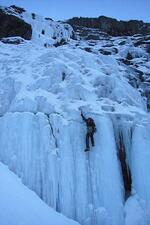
[81,113,96,134]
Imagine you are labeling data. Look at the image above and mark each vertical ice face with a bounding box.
[112,115,150,225]
[112,116,133,196]
[0,78,16,114]
[131,121,150,205]
[90,115,124,225]
[0,112,124,225]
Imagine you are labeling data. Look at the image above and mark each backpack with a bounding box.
[87,118,96,133]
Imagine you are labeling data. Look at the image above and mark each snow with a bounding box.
[0,162,79,225]
[0,42,146,116]
[0,5,150,225]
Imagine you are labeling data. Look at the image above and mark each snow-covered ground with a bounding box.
[0,5,150,225]
[0,162,79,225]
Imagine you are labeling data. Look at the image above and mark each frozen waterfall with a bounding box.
[0,111,149,225]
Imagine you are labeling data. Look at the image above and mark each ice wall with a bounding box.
[131,120,150,200]
[0,111,124,225]
[112,115,150,225]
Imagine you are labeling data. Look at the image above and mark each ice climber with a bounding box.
[81,111,96,151]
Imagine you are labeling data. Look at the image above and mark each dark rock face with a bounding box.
[147,44,150,54]
[31,13,36,20]
[72,25,110,40]
[83,47,93,53]
[53,39,67,47]
[10,5,25,14]
[99,49,112,55]
[45,17,53,21]
[0,9,32,40]
[67,16,150,36]
[119,58,133,66]
[0,37,25,44]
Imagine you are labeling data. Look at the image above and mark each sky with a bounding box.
[0,0,150,22]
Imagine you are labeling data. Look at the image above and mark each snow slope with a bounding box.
[0,162,79,225]
[0,6,150,225]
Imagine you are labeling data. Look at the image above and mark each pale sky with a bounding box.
[0,0,150,22]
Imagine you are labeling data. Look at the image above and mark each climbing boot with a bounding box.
[85,147,90,152]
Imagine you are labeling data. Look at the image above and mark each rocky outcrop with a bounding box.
[0,37,25,44]
[67,16,150,36]
[9,5,26,14]
[0,8,32,40]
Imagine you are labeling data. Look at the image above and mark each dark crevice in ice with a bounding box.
[118,133,132,199]
[46,114,58,148]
